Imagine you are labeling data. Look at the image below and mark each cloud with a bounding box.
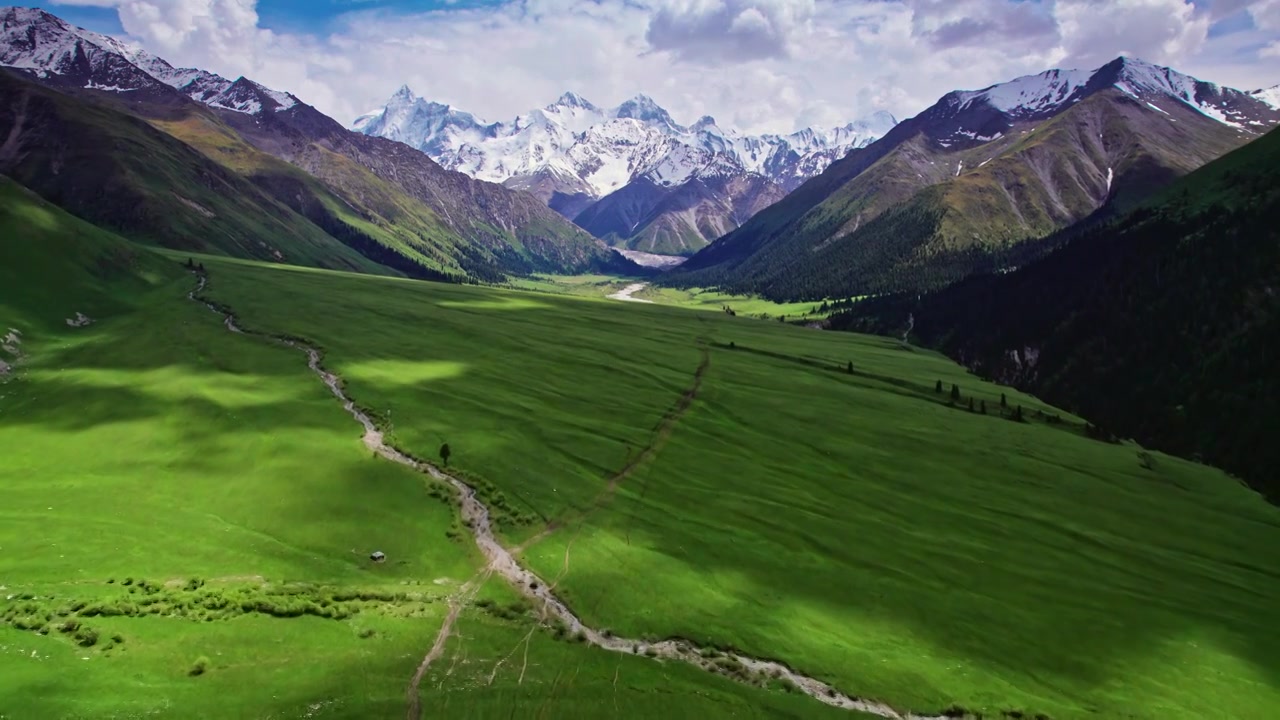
[1055,0,1211,67]
[48,0,1280,135]
[645,0,814,63]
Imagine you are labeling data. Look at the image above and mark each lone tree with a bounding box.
[439,442,452,467]
[1014,405,1024,423]
[980,400,987,415]
[935,380,943,393]
[846,361,854,374]
[968,397,975,413]
[1000,392,1008,408]
[950,384,961,403]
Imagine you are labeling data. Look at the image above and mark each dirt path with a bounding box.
[188,272,952,720]
[606,283,654,303]
[405,569,490,720]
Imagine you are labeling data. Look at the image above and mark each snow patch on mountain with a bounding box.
[954,68,1092,117]
[1250,85,1280,109]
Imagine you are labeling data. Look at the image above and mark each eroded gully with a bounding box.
[188,273,949,720]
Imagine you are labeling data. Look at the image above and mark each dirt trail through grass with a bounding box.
[515,340,710,557]
[189,271,949,720]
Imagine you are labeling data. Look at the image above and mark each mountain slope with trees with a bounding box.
[833,127,1280,501]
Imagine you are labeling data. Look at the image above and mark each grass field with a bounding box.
[4,191,1280,719]
[186,256,1280,719]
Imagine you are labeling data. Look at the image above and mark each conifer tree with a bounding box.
[950,384,961,403]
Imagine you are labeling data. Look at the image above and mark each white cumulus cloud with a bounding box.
[47,0,1280,134]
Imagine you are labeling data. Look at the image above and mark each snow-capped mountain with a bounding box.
[353,88,895,198]
[0,6,298,114]
[353,87,896,251]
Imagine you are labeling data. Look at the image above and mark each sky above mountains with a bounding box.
[24,0,1280,134]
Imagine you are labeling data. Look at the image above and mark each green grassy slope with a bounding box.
[198,256,1280,720]
[146,109,474,281]
[0,175,179,335]
[0,70,388,275]
[836,126,1280,502]
[0,192,808,717]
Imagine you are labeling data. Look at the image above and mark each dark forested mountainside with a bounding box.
[834,128,1280,501]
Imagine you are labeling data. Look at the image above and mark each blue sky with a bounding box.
[21,1,1280,134]
[29,1,505,34]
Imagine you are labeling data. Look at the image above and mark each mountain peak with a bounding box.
[392,84,416,102]
[553,91,595,110]
[613,94,674,126]
[692,115,718,131]
[1,6,62,25]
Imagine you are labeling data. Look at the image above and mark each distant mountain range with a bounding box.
[0,6,634,281]
[353,88,897,254]
[670,56,1280,299]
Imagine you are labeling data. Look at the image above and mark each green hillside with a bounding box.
[836,127,1280,501]
[0,69,389,275]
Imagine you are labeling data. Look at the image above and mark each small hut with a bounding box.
[370,551,386,563]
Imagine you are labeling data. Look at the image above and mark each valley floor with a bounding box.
[2,252,1278,719]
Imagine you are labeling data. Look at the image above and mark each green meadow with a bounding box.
[3,179,1279,719]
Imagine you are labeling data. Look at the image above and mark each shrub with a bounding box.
[1137,450,1156,471]
[358,628,376,639]
[189,656,210,676]
[111,634,125,644]
[75,628,99,647]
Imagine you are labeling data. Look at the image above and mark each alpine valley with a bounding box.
[354,88,897,254]
[4,5,1280,720]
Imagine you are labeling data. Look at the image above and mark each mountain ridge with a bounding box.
[670,56,1280,299]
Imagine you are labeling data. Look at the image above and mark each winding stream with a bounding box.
[189,273,949,720]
